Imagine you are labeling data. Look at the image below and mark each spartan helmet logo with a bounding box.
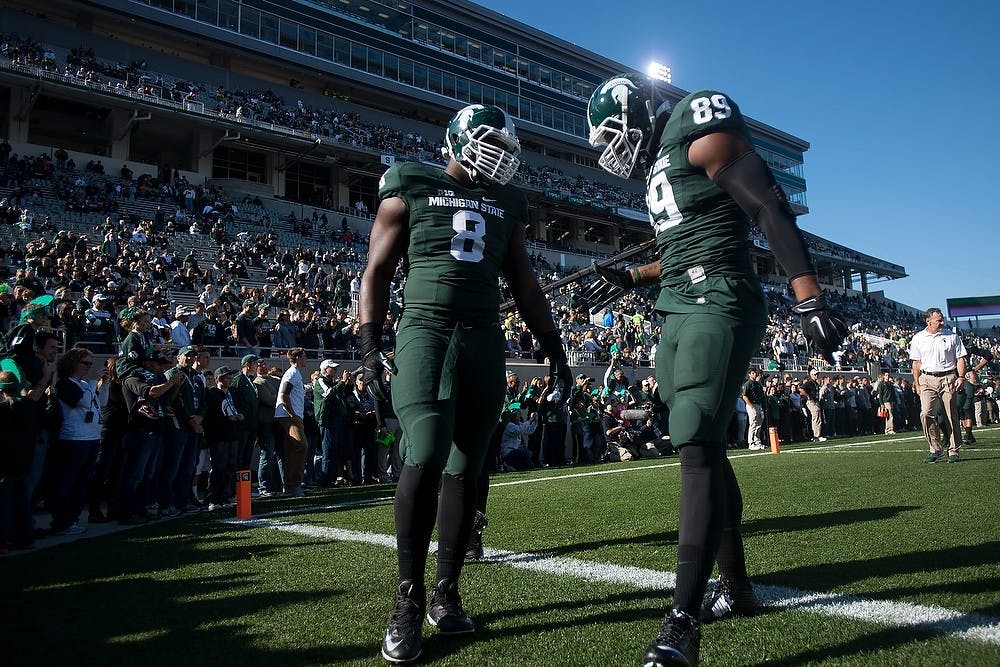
[600,77,638,110]
[455,105,480,132]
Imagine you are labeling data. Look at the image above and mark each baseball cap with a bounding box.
[178,345,197,357]
[575,373,588,381]
[241,354,260,366]
[215,365,237,378]
[810,368,819,376]
[175,305,189,317]
[320,359,340,371]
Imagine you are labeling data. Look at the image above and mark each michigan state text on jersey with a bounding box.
[377,161,528,326]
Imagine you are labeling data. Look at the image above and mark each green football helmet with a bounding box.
[587,73,653,178]
[444,104,521,185]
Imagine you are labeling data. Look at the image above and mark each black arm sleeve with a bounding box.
[713,150,816,281]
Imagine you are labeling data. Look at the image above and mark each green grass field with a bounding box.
[5,428,1000,666]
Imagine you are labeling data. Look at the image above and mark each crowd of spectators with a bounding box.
[1,32,648,211]
[3,29,1000,555]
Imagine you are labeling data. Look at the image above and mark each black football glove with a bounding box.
[793,293,848,364]
[360,350,397,402]
[359,322,398,402]
[539,330,573,405]
[579,264,635,313]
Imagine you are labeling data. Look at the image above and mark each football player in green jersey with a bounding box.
[359,104,572,664]
[585,73,847,667]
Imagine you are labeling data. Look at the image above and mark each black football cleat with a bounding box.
[700,576,759,623]
[381,580,425,663]
[464,511,488,561]
[642,608,700,667]
[426,578,475,635]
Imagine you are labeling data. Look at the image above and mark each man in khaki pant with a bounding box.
[275,348,309,495]
[908,308,967,463]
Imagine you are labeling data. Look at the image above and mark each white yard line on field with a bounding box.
[223,516,1000,646]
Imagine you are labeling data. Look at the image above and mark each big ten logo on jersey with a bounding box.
[690,95,731,125]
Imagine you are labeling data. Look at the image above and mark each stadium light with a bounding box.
[647,61,672,84]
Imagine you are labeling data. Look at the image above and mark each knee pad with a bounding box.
[669,395,712,446]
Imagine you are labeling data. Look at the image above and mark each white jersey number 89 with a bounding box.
[690,95,732,125]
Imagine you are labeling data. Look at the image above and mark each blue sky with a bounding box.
[477,0,1000,315]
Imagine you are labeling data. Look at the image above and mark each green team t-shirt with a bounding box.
[646,90,764,318]
[741,379,765,404]
[378,162,528,325]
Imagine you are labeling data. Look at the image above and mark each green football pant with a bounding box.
[655,311,767,447]
[392,320,506,479]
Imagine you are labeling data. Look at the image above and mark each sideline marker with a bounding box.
[769,427,781,454]
[236,469,252,519]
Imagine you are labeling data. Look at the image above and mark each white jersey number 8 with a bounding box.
[450,210,486,262]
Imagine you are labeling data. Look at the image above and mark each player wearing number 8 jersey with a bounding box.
[360,104,572,664]
[585,73,847,667]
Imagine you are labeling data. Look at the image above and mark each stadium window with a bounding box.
[299,26,317,56]
[517,59,529,79]
[469,81,482,104]
[528,62,539,84]
[442,73,456,99]
[538,67,551,88]
[413,62,427,89]
[413,23,429,44]
[468,41,481,62]
[368,49,383,76]
[456,78,469,102]
[506,94,518,117]
[398,58,413,85]
[317,32,334,60]
[440,31,455,54]
[334,38,351,66]
[427,69,442,95]
[481,86,494,106]
[279,19,298,50]
[196,0,218,25]
[350,43,366,70]
[178,0,196,18]
[454,35,467,58]
[213,146,267,183]
[552,109,564,133]
[218,0,238,29]
[542,106,552,128]
[240,6,260,38]
[384,54,399,81]
[261,14,279,44]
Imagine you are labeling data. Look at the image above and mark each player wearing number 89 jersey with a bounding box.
[361,104,572,664]
[647,90,756,313]
[587,72,846,667]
